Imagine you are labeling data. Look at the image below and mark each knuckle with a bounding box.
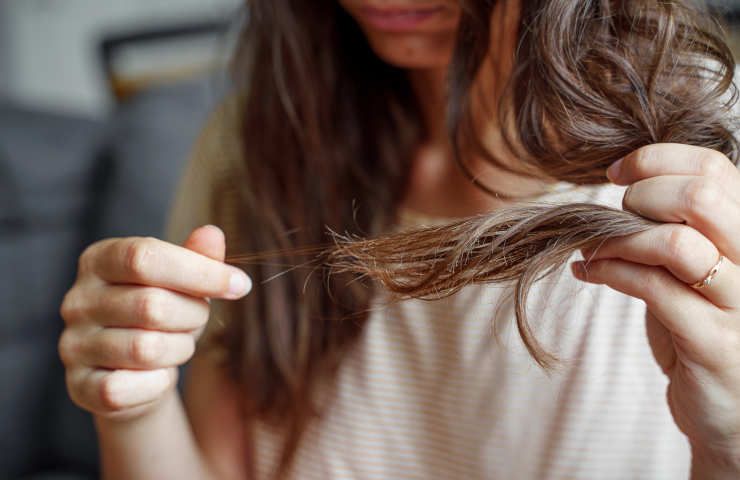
[58,329,80,366]
[710,326,740,370]
[123,238,158,279]
[697,150,730,178]
[130,332,164,366]
[64,370,86,408]
[631,146,657,176]
[135,290,167,328]
[664,226,698,261]
[77,243,99,275]
[98,373,124,411]
[683,178,721,218]
[59,290,85,323]
[640,270,668,303]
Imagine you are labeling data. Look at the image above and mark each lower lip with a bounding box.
[359,6,445,31]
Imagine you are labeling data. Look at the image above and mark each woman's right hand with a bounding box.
[59,225,251,420]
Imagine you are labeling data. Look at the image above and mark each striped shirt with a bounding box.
[167,108,691,479]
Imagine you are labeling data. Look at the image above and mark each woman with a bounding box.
[59,0,740,478]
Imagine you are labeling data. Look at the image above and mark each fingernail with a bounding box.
[228,271,252,297]
[606,158,623,182]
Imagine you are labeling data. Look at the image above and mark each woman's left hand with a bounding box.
[570,143,740,479]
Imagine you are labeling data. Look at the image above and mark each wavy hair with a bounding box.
[210,0,738,476]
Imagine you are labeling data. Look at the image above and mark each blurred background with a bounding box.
[1,1,740,479]
[0,1,239,478]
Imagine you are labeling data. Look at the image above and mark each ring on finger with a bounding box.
[691,255,725,289]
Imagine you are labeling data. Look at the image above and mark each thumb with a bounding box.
[182,224,226,262]
[182,225,250,306]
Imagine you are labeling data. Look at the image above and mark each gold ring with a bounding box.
[691,255,725,289]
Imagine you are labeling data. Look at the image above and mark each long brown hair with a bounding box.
[210,0,738,476]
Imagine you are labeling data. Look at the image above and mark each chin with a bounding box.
[364,32,456,69]
[338,0,460,70]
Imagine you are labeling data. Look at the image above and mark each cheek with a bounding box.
[363,31,457,69]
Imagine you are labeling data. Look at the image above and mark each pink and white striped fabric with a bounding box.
[166,112,692,478]
[246,182,691,480]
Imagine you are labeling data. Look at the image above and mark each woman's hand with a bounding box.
[569,143,740,478]
[59,225,251,421]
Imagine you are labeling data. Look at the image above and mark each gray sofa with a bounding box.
[0,76,220,479]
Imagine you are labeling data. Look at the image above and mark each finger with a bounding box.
[570,259,728,368]
[86,237,251,300]
[76,285,209,332]
[67,366,176,414]
[571,259,712,340]
[182,225,226,262]
[606,143,740,203]
[182,225,226,306]
[67,327,195,370]
[645,311,677,376]
[620,175,740,263]
[580,223,740,309]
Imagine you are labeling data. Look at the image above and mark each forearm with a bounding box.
[95,389,217,480]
